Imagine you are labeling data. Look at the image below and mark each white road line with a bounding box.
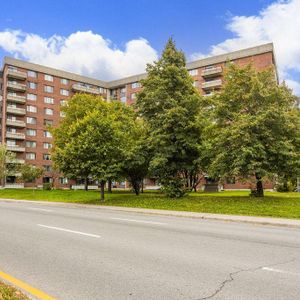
[37,224,101,238]
[262,267,300,276]
[27,208,53,212]
[111,217,166,225]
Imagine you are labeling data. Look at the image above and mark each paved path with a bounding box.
[0,200,299,299]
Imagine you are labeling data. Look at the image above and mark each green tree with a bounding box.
[19,164,44,184]
[135,38,203,197]
[0,145,19,187]
[208,63,300,197]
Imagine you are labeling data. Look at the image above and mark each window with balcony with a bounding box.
[44,130,52,138]
[61,78,69,85]
[7,127,17,133]
[44,74,53,82]
[26,141,36,148]
[27,71,37,78]
[44,97,54,104]
[28,82,37,89]
[26,152,36,160]
[27,93,37,101]
[26,129,36,136]
[26,117,37,125]
[27,105,37,113]
[60,89,69,96]
[44,85,54,93]
[43,154,51,160]
[189,69,198,76]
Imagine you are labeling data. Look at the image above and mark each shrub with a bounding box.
[43,183,52,190]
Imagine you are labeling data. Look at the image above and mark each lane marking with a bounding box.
[262,267,300,276]
[111,217,166,225]
[27,208,53,212]
[37,224,101,238]
[0,269,56,300]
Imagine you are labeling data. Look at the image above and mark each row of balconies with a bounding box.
[201,66,222,78]
[7,81,27,92]
[6,132,25,140]
[7,69,27,80]
[6,119,26,127]
[6,145,26,152]
[7,106,26,115]
[201,79,222,90]
[72,84,101,95]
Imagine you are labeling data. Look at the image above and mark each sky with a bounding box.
[0,0,300,94]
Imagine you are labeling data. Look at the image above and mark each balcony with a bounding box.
[7,106,26,115]
[6,132,25,140]
[6,94,26,104]
[201,66,223,78]
[7,82,27,92]
[72,84,100,95]
[201,79,222,90]
[7,69,27,80]
[6,119,26,128]
[6,145,25,152]
[6,158,25,164]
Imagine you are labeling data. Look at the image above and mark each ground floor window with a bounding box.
[43,177,53,184]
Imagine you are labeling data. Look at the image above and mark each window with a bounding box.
[7,140,16,146]
[26,153,36,160]
[60,89,69,96]
[44,119,53,126]
[189,69,198,76]
[26,117,37,125]
[60,100,67,106]
[59,177,68,184]
[43,142,52,149]
[61,78,69,85]
[44,85,54,93]
[43,153,51,160]
[27,105,37,113]
[44,165,52,172]
[28,82,37,89]
[44,74,53,82]
[26,129,36,136]
[44,108,53,115]
[26,141,36,148]
[60,111,65,117]
[27,93,37,101]
[44,97,54,104]
[27,70,37,78]
[193,80,199,87]
[131,93,136,100]
[44,130,52,138]
[131,82,141,89]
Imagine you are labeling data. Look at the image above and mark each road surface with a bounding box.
[0,200,299,299]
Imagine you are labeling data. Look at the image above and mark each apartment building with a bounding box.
[0,43,277,189]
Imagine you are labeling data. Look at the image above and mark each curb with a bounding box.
[1,198,300,229]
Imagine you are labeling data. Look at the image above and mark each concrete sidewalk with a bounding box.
[1,197,300,229]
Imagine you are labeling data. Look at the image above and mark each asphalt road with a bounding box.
[0,200,299,300]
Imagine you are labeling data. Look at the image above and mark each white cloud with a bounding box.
[0,30,158,81]
[191,0,300,95]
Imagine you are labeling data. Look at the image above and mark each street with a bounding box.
[0,200,299,300]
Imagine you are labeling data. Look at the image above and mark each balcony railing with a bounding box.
[7,69,27,80]
[201,79,222,90]
[6,94,26,104]
[6,119,26,127]
[6,132,26,140]
[6,145,25,152]
[72,84,100,95]
[201,66,223,78]
[7,82,27,92]
[7,106,26,115]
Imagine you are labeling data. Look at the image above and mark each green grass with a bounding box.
[0,281,29,300]
[0,189,300,219]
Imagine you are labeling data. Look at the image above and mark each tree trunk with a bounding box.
[100,180,105,202]
[84,177,88,191]
[255,173,264,197]
[141,179,144,193]
[108,179,112,193]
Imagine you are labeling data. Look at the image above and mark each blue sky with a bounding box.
[0,0,299,93]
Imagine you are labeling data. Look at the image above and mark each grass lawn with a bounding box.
[0,281,29,300]
[0,189,300,219]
